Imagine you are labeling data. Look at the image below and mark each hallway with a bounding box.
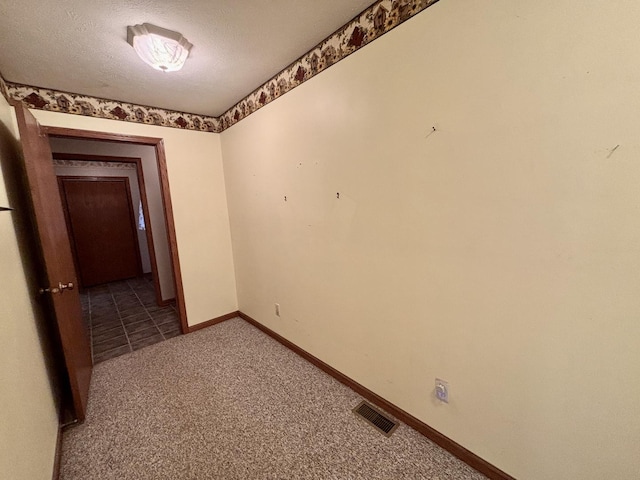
[80,277,181,364]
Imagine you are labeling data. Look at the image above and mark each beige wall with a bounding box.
[0,98,59,478]
[33,110,237,326]
[221,1,640,478]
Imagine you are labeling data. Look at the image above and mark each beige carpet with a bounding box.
[60,318,487,480]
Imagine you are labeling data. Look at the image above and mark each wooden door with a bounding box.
[58,176,142,287]
[14,103,92,421]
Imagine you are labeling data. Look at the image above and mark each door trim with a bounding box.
[43,126,188,334]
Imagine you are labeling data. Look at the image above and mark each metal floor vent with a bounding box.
[353,401,398,437]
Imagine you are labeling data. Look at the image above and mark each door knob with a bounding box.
[58,281,74,291]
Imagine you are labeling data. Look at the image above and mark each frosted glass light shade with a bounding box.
[127,24,192,72]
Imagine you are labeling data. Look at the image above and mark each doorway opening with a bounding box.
[51,146,183,362]
[43,126,188,343]
[50,147,172,304]
[13,102,191,420]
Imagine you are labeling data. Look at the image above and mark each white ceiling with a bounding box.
[0,0,377,116]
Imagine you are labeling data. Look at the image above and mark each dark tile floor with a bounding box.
[80,276,182,364]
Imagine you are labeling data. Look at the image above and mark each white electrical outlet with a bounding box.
[275,303,280,317]
[435,378,449,403]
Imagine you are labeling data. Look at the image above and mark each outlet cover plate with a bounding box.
[435,378,449,403]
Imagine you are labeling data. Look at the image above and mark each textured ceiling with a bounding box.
[0,0,377,116]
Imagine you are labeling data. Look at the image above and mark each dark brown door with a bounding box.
[58,176,142,287]
[14,102,92,421]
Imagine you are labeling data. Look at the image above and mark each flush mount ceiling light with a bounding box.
[127,23,192,72]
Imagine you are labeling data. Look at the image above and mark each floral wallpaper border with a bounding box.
[3,0,440,133]
[53,159,136,170]
[7,82,222,133]
[219,0,440,130]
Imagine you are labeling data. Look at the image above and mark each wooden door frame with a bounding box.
[57,175,144,288]
[52,153,171,307]
[43,127,188,335]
